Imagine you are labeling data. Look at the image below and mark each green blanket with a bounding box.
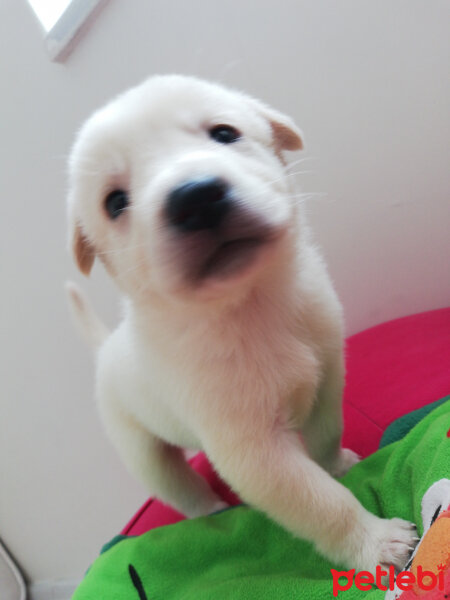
[73,398,450,599]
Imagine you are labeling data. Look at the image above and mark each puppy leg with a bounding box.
[301,355,359,477]
[201,419,416,573]
[100,398,226,518]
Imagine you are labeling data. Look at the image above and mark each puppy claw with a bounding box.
[357,516,419,575]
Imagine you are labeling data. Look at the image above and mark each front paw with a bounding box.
[357,516,418,575]
[330,448,360,477]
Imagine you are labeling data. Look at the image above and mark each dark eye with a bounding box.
[104,189,129,219]
[209,124,241,144]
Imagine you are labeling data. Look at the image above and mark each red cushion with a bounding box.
[342,307,450,455]
[122,308,450,536]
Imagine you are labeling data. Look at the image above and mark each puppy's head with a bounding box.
[68,75,303,305]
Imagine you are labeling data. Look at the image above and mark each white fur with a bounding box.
[67,75,417,572]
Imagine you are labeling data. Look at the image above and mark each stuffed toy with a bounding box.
[385,478,450,599]
[73,398,450,599]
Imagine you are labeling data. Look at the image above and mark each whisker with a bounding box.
[285,156,318,171]
[112,256,149,278]
[257,168,316,189]
[232,173,319,205]
[98,242,149,256]
[287,192,330,204]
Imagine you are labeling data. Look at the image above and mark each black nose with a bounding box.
[166,177,232,232]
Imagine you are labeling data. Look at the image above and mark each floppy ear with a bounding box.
[71,221,95,276]
[269,115,303,151]
[258,104,304,152]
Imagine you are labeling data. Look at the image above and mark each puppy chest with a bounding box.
[121,323,321,442]
[181,332,321,411]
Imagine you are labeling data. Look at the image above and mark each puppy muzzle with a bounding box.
[164,175,282,285]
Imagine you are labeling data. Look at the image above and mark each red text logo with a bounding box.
[331,565,445,596]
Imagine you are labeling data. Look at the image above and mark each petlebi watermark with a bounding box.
[331,564,445,596]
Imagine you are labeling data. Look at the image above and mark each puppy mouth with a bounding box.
[192,229,281,283]
[197,237,266,280]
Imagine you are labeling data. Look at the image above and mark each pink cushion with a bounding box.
[342,307,450,455]
[122,308,450,536]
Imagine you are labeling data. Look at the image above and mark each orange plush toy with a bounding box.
[386,479,450,599]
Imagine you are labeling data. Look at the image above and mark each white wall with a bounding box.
[0,0,449,585]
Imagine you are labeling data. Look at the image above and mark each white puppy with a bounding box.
[67,75,416,573]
